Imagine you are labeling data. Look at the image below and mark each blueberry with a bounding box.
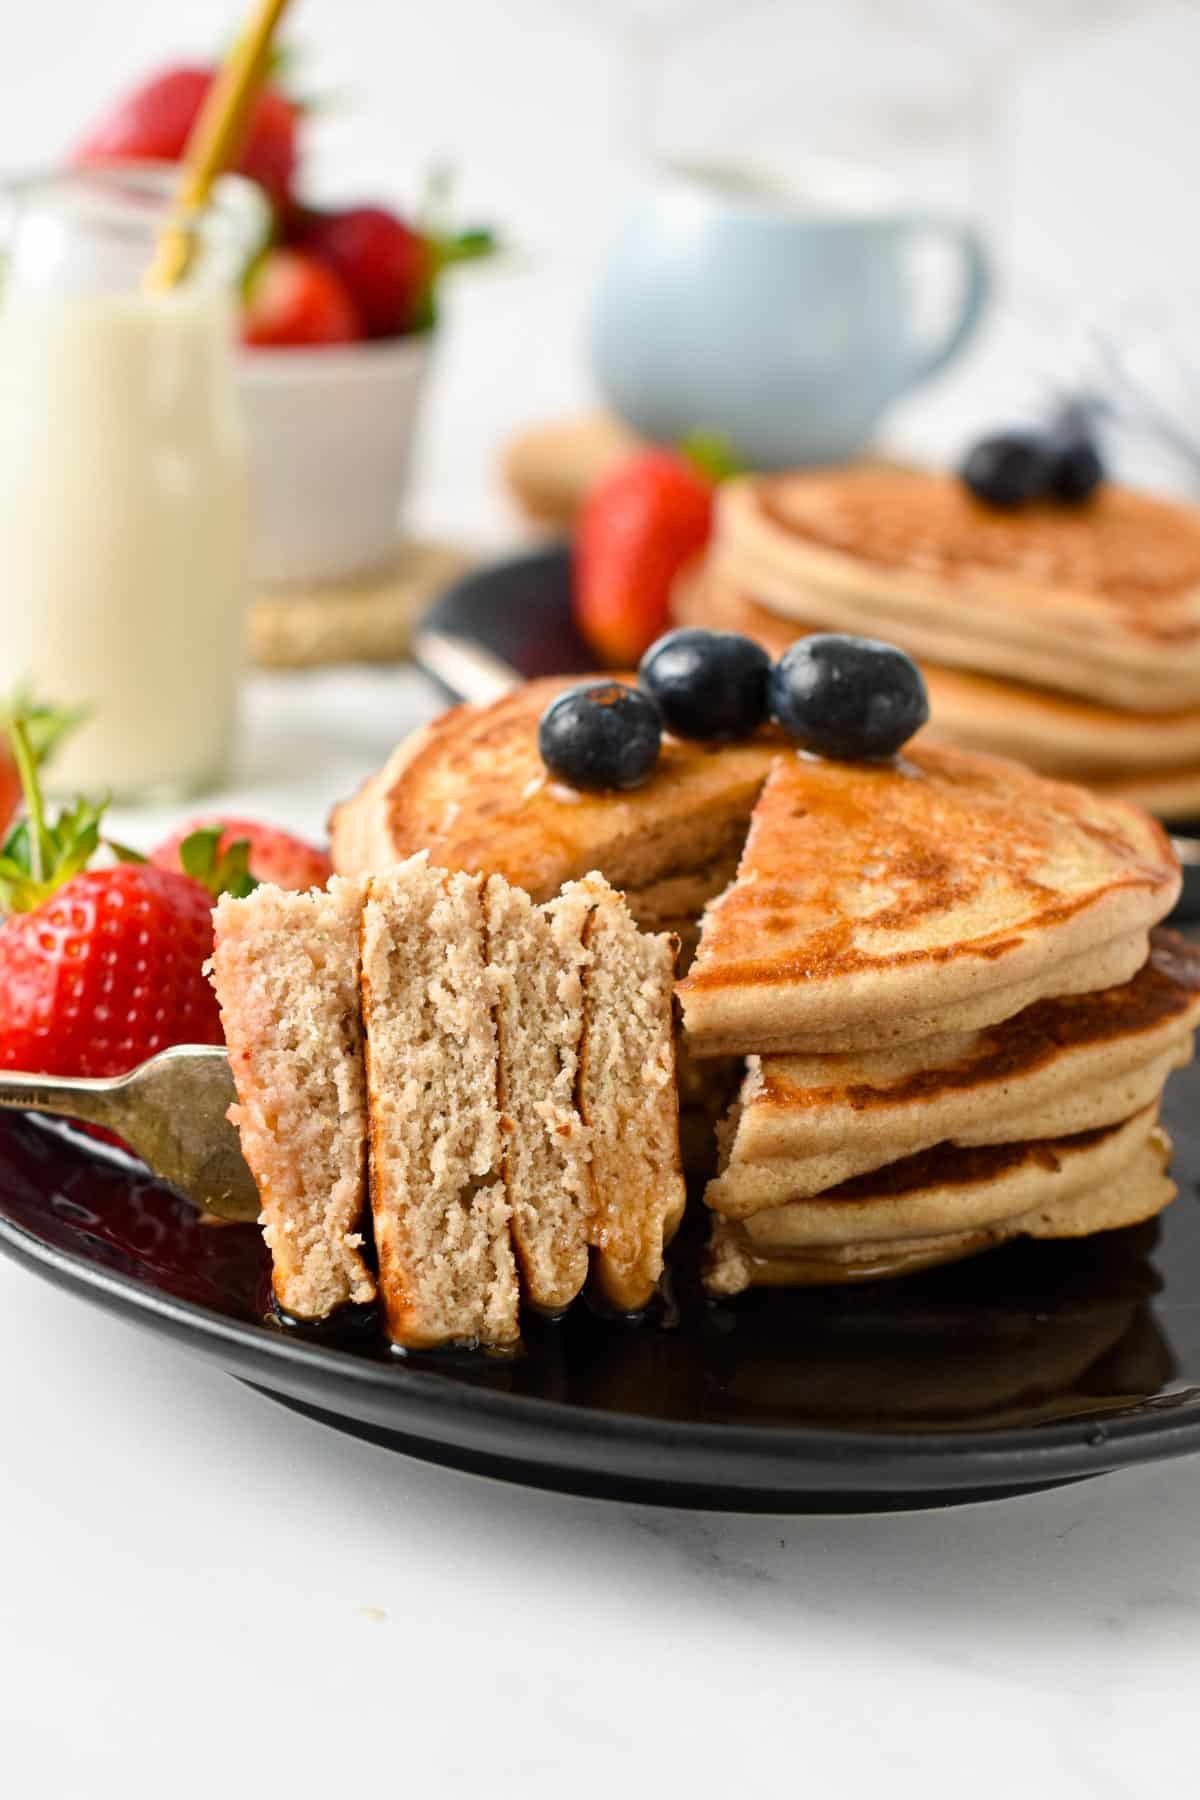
[1047,434,1104,504]
[768,634,929,761]
[538,681,662,791]
[638,627,770,741]
[961,432,1054,508]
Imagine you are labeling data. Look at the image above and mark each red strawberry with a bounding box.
[0,714,222,1079]
[74,64,299,207]
[241,248,362,348]
[151,817,332,894]
[0,753,18,839]
[573,450,716,667]
[294,206,433,338]
[0,864,221,1078]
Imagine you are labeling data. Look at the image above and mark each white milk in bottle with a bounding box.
[0,167,265,799]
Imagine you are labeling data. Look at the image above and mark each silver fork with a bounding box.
[0,1045,260,1222]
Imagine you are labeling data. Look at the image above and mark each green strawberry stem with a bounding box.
[178,824,258,899]
[1,691,88,770]
[679,431,744,485]
[433,227,497,269]
[0,706,109,914]
[8,717,48,885]
[420,164,498,276]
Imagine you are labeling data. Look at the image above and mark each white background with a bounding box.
[7,1,1200,540]
[4,6,1200,1796]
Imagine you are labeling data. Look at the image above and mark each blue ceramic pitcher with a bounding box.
[591,164,989,468]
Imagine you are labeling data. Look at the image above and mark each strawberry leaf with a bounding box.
[1,691,87,770]
[105,838,148,866]
[0,713,107,913]
[177,825,259,900]
[679,430,744,485]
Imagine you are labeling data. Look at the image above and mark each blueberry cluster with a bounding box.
[537,629,930,793]
[961,421,1104,510]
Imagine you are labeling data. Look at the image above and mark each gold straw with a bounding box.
[144,0,292,292]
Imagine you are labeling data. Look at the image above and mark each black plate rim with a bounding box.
[5,1194,1200,1500]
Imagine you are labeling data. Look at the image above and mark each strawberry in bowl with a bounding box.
[73,55,496,586]
[74,62,299,210]
[241,250,363,349]
[234,198,492,583]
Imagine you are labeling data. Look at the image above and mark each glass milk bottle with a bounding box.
[0,166,266,800]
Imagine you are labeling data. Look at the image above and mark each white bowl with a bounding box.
[237,333,433,587]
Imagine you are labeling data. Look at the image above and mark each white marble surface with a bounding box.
[4,1249,1200,1799]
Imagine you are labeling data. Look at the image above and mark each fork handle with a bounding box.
[0,1070,126,1133]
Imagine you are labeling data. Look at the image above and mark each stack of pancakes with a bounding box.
[677,748,1197,1292]
[676,468,1200,819]
[331,678,1198,1295]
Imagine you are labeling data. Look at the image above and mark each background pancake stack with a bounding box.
[676,467,1200,821]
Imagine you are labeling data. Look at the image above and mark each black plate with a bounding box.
[3,1074,1200,1512]
[413,544,1200,923]
[4,549,1200,1512]
[6,552,1199,1514]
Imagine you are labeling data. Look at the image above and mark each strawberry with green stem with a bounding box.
[151,817,331,893]
[0,716,224,1078]
[293,168,497,339]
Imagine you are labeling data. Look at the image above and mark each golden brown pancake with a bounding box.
[706,1121,1174,1293]
[330,676,780,919]
[707,930,1200,1214]
[677,744,1181,1057]
[716,469,1200,712]
[675,564,1200,803]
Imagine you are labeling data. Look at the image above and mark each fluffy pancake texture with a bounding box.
[575,875,686,1310]
[361,856,520,1350]
[211,879,375,1322]
[216,844,684,1336]
[677,744,1180,1057]
[486,875,593,1313]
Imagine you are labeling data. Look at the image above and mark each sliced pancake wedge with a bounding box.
[486,874,593,1314]
[575,874,686,1311]
[707,930,1200,1216]
[211,879,375,1321]
[677,744,1181,1057]
[707,1133,1176,1293]
[706,1116,1173,1294]
[329,675,779,924]
[361,854,519,1349]
[715,469,1200,712]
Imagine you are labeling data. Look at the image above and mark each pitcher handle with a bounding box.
[903,217,990,387]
